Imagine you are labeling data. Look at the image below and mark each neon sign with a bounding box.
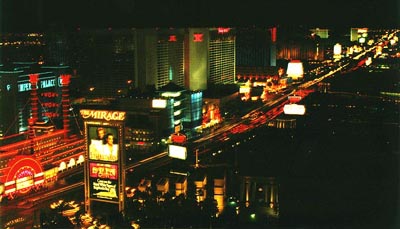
[18,83,31,92]
[283,104,306,115]
[270,27,277,42]
[193,33,203,42]
[217,27,230,34]
[4,217,25,228]
[90,163,118,180]
[169,35,177,42]
[40,79,56,88]
[80,109,126,121]
[18,77,63,92]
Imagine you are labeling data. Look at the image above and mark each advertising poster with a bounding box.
[89,162,119,201]
[87,126,119,162]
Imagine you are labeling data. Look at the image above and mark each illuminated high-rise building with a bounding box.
[120,27,235,92]
[184,28,209,91]
[157,29,185,89]
[135,28,158,92]
[135,28,186,91]
[65,27,231,96]
[208,27,236,85]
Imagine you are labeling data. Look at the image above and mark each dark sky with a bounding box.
[2,0,399,32]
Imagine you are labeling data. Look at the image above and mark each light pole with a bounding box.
[195,149,199,168]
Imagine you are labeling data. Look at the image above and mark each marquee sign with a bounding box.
[82,109,126,214]
[89,163,118,180]
[89,162,119,201]
[283,104,306,115]
[80,109,126,121]
[18,77,63,92]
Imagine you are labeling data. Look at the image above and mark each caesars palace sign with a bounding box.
[80,109,126,121]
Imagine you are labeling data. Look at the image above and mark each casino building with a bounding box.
[0,63,85,200]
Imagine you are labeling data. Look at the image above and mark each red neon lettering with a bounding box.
[193,33,203,42]
[169,35,177,42]
[217,27,230,34]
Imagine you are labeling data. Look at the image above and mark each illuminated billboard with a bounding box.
[89,163,118,180]
[89,175,119,201]
[87,126,119,162]
[80,109,126,213]
[89,162,119,201]
[152,99,167,108]
[286,60,304,80]
[283,104,306,115]
[168,144,187,160]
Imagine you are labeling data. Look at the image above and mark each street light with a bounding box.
[195,149,199,168]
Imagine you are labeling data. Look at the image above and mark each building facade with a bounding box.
[0,63,73,139]
[208,27,236,85]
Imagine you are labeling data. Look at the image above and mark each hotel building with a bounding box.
[0,63,86,201]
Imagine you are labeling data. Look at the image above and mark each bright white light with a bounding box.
[168,144,187,160]
[239,87,251,94]
[333,43,342,55]
[283,104,306,115]
[286,60,304,80]
[152,99,167,108]
[161,91,181,97]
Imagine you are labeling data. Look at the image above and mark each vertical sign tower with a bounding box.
[80,109,126,216]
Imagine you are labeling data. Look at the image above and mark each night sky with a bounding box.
[2,0,399,32]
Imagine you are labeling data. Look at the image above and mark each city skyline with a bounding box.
[0,0,399,225]
[2,0,399,32]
